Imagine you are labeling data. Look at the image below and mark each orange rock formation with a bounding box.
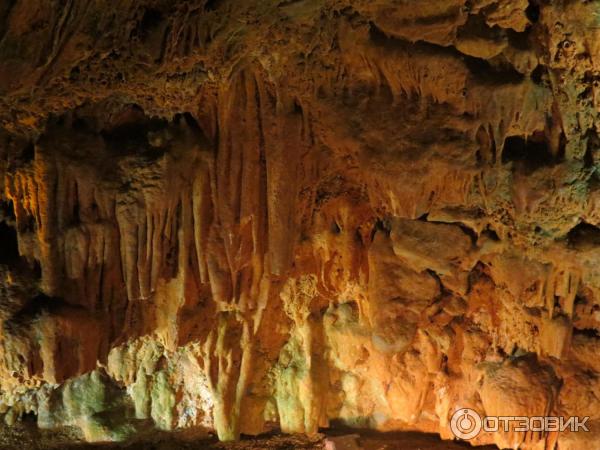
[0,1,599,449]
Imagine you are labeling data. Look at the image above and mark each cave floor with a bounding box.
[0,423,497,450]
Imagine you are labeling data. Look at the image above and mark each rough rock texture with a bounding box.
[1,0,600,449]
[0,426,498,450]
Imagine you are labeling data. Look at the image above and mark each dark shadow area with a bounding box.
[584,127,599,168]
[3,294,56,335]
[530,64,548,85]
[20,142,35,162]
[101,106,169,156]
[0,428,499,450]
[573,327,600,339]
[324,424,499,449]
[204,0,224,11]
[174,112,202,132]
[0,199,15,223]
[480,226,500,242]
[526,1,540,23]
[369,21,524,86]
[567,221,600,249]
[0,221,19,265]
[501,132,562,170]
[372,218,392,240]
[0,0,16,42]
[141,8,162,33]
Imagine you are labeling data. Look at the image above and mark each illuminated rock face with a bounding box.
[1,1,600,448]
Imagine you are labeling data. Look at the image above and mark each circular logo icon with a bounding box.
[450,408,482,440]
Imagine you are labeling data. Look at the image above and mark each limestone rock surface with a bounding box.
[1,1,600,449]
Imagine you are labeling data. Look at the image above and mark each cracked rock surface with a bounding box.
[1,0,600,449]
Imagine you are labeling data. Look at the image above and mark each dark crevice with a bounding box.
[480,226,500,242]
[458,14,529,80]
[419,216,479,246]
[204,0,224,11]
[579,86,593,104]
[18,214,36,234]
[0,221,19,265]
[72,116,92,132]
[574,295,589,307]
[531,64,548,85]
[20,411,37,423]
[573,327,600,339]
[156,23,171,63]
[557,131,567,161]
[458,12,505,43]
[468,262,489,294]
[182,112,201,131]
[368,21,524,86]
[372,218,391,240]
[72,116,86,130]
[489,125,497,163]
[3,294,58,335]
[72,184,80,226]
[101,106,169,156]
[462,55,524,84]
[139,7,163,38]
[293,98,303,115]
[369,21,391,44]
[584,70,600,90]
[20,142,34,162]
[0,199,15,223]
[165,202,181,279]
[526,1,541,23]
[0,0,16,44]
[102,122,154,152]
[31,260,41,279]
[426,268,446,296]
[501,135,529,163]
[457,223,479,245]
[567,221,600,249]
[354,228,364,246]
[501,132,560,170]
[504,30,534,55]
[584,127,599,168]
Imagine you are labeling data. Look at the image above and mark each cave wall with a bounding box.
[1,0,600,448]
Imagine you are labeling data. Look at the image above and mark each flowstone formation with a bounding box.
[1,0,600,449]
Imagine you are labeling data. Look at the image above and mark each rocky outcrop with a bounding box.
[1,0,600,448]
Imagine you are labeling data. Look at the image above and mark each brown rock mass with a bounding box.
[0,0,600,448]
